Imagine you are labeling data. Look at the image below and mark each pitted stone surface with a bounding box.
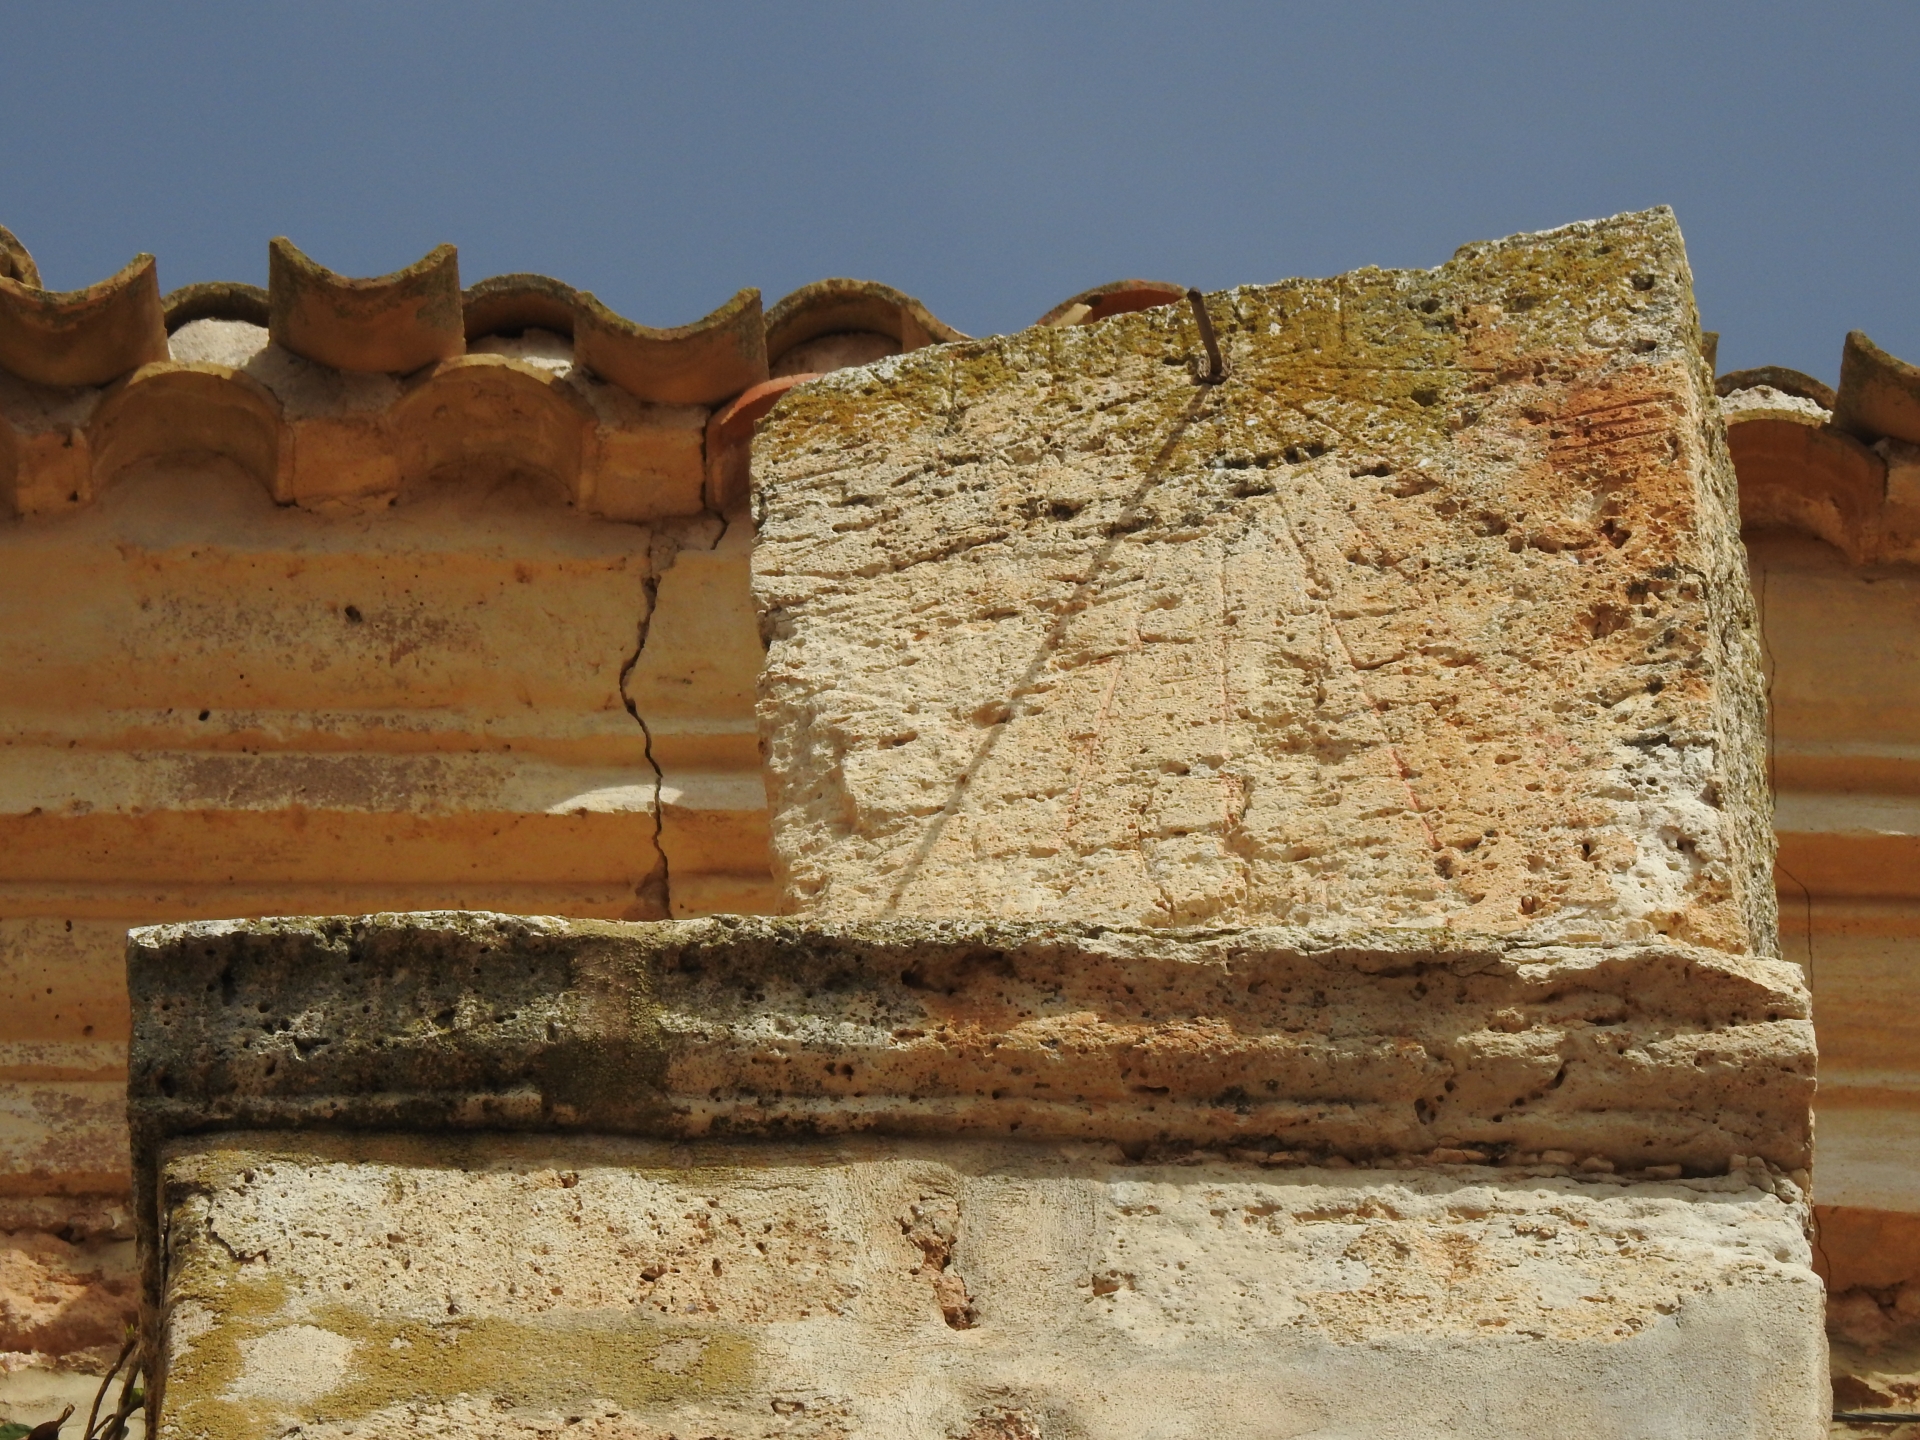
[153,1134,1827,1440]
[126,913,1814,1174]
[751,208,1772,954]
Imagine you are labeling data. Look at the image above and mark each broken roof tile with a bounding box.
[1834,330,1920,446]
[705,372,822,513]
[1034,279,1185,328]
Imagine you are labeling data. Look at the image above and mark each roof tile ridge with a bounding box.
[571,285,767,408]
[267,237,465,375]
[0,253,169,388]
[763,278,966,373]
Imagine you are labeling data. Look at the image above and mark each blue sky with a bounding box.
[5,2,1915,383]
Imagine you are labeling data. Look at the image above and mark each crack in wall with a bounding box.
[618,567,671,919]
[618,510,737,921]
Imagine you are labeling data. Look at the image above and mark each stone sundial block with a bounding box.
[751,206,1773,963]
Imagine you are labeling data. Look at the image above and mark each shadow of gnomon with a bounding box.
[880,382,1221,914]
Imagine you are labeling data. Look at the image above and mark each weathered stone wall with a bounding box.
[0,476,776,1410]
[0,239,957,1401]
[752,209,1776,963]
[0,465,771,1188]
[154,1133,1825,1440]
[124,913,1813,1176]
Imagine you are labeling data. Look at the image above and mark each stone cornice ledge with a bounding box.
[127,910,1811,1179]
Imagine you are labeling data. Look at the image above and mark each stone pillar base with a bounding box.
[157,1133,1822,1440]
[127,913,1826,1438]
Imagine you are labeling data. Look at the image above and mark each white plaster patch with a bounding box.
[1719,386,1830,428]
[167,319,269,369]
[224,1324,356,1406]
[470,328,574,375]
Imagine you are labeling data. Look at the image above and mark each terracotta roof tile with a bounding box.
[1034,278,1185,328]
[46,220,1914,555]
[763,278,963,377]
[1720,337,1920,562]
[704,372,822,513]
[572,283,766,407]
[463,270,769,406]
[1716,366,1835,411]
[162,280,270,332]
[0,253,168,387]
[0,224,38,288]
[462,272,584,340]
[267,238,465,374]
[90,360,284,498]
[1731,419,1885,563]
[1835,330,1920,446]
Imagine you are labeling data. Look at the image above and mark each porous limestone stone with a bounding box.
[751,207,1771,954]
[125,913,1813,1176]
[152,1133,1826,1440]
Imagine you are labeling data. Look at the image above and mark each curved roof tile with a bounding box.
[0,225,39,288]
[1716,366,1836,411]
[1732,418,1886,564]
[1035,279,1185,328]
[764,279,965,374]
[1719,353,1908,562]
[267,238,465,374]
[392,354,595,501]
[163,281,271,333]
[573,285,767,408]
[90,362,283,495]
[705,372,822,513]
[0,253,168,387]
[464,274,770,407]
[462,274,584,341]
